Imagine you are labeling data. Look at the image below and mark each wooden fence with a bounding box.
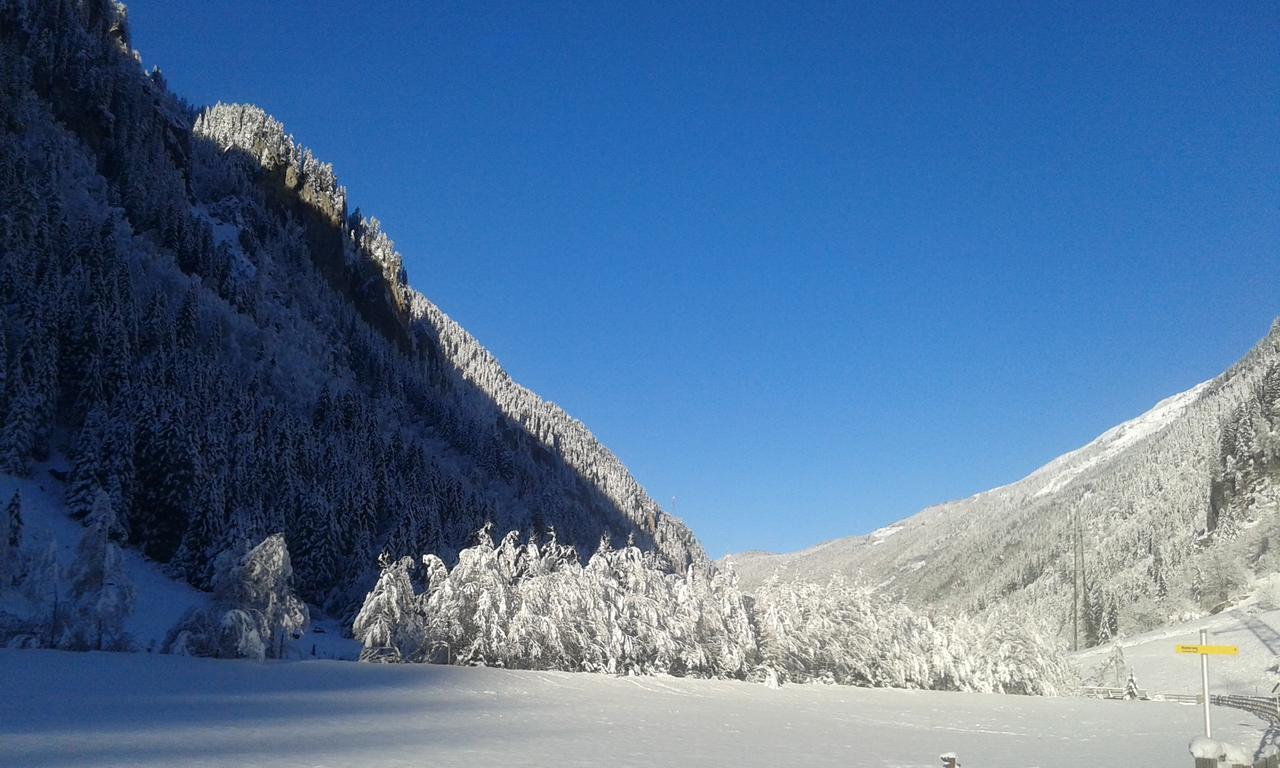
[1076,689,1280,766]
[1144,692,1278,767]
[1155,692,1280,723]
[1079,685,1149,700]
[1191,751,1279,768]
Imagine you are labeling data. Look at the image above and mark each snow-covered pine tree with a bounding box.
[6,489,20,549]
[212,533,309,660]
[33,331,58,462]
[293,487,343,596]
[0,378,38,474]
[0,324,7,410]
[353,555,423,662]
[1124,669,1140,700]
[130,407,201,561]
[1102,642,1128,687]
[1259,363,1280,424]
[68,490,136,650]
[448,526,512,666]
[0,489,19,587]
[174,285,199,352]
[169,465,228,588]
[65,404,108,519]
[25,540,68,648]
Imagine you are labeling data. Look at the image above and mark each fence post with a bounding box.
[1221,742,1251,768]
[1258,745,1280,768]
[1190,737,1223,768]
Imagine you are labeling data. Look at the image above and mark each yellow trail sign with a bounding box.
[1175,644,1238,656]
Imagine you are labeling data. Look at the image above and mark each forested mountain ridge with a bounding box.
[0,0,701,621]
[733,320,1280,647]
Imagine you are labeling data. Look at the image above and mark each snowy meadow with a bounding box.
[0,648,1267,768]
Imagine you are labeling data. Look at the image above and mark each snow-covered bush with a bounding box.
[164,607,220,657]
[163,534,308,659]
[983,611,1075,695]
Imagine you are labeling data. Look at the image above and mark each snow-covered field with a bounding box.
[4,462,1275,767]
[0,649,1269,768]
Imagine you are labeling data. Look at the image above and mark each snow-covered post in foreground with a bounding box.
[1188,737,1222,768]
[1221,742,1252,768]
[939,752,960,768]
[1191,739,1251,768]
[1188,738,1255,768]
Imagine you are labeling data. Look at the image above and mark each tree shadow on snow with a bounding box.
[1233,610,1280,657]
[0,652,568,767]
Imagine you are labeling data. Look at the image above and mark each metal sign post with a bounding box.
[1199,628,1212,738]
[1174,629,1239,738]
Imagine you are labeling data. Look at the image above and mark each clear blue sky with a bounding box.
[126,1,1279,557]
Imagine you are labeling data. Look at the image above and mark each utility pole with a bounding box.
[1073,508,1090,650]
[1072,509,1080,652]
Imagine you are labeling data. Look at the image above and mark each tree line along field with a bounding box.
[0,458,1073,695]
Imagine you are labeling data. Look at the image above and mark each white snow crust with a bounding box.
[0,649,1267,768]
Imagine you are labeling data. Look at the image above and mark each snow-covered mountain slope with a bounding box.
[1024,381,1211,500]
[732,320,1280,645]
[0,0,701,625]
[0,461,207,651]
[0,461,360,659]
[1,648,1268,768]
[1073,600,1280,697]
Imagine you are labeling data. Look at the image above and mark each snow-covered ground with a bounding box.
[0,649,1270,768]
[2,458,1272,766]
[1074,604,1280,697]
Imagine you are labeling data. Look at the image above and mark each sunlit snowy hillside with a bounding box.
[735,321,1280,648]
